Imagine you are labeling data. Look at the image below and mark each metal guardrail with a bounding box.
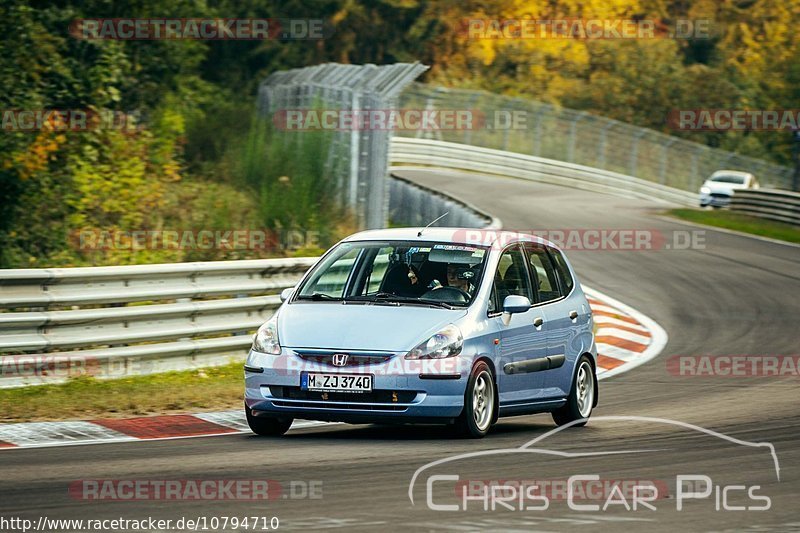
[389,137,698,207]
[730,189,800,226]
[0,258,317,387]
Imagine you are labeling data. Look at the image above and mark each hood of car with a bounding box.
[277,302,468,352]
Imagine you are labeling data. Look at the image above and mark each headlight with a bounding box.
[700,186,711,194]
[251,315,280,355]
[405,324,463,359]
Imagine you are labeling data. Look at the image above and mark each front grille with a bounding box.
[270,386,416,404]
[293,351,393,367]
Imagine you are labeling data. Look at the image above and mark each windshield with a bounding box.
[710,174,746,184]
[295,241,488,307]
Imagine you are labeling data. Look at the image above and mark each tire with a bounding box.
[245,404,293,436]
[454,361,496,438]
[552,356,596,427]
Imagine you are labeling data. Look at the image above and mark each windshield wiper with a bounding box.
[415,298,458,310]
[348,292,395,301]
[350,293,458,310]
[296,292,341,301]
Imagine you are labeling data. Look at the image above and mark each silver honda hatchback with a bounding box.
[245,228,597,438]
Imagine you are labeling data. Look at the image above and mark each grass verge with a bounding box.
[0,362,244,424]
[666,208,800,244]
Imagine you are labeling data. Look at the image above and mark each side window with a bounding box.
[525,244,561,303]
[550,248,575,294]
[489,245,532,313]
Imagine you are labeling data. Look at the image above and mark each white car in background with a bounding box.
[699,170,759,207]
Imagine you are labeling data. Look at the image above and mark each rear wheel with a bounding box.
[454,361,495,438]
[245,404,293,436]
[552,356,595,427]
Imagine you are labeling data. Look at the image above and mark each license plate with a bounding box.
[301,372,373,393]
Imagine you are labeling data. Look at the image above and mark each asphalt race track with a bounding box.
[2,169,799,532]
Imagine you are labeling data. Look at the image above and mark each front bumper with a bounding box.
[244,349,469,423]
[699,192,731,207]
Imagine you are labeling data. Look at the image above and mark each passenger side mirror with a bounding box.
[502,295,531,326]
[280,287,295,303]
[503,295,531,314]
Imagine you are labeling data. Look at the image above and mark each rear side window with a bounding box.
[550,248,575,294]
[525,244,561,303]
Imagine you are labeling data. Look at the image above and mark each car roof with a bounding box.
[342,227,559,250]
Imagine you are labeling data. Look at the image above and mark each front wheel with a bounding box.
[552,356,595,427]
[454,361,496,438]
[245,404,293,436]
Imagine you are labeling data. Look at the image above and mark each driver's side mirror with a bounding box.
[502,295,531,326]
[280,287,295,303]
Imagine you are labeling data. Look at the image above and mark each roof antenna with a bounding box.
[418,212,449,237]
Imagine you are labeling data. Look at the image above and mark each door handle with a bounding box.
[533,317,544,327]
[569,310,578,320]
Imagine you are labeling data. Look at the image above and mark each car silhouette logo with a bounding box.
[332,353,349,367]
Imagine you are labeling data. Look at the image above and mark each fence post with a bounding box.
[531,103,542,157]
[597,121,615,168]
[567,114,581,163]
[628,130,646,177]
[659,137,677,185]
